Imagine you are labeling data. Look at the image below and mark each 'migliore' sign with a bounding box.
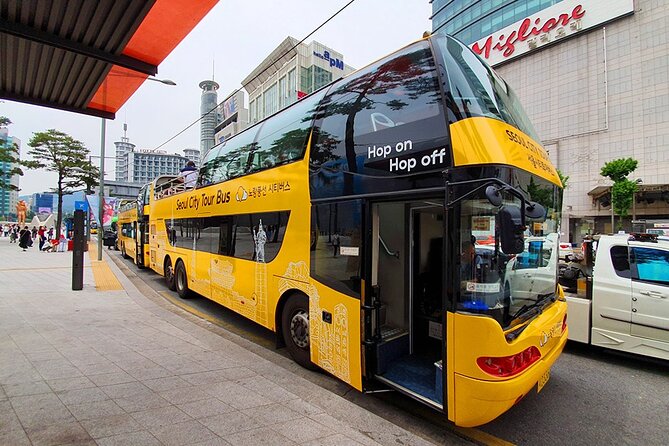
[470,0,634,66]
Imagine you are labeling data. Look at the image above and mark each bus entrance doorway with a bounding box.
[369,200,445,408]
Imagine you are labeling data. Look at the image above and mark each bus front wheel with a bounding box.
[174,261,191,299]
[281,294,317,370]
[164,258,176,291]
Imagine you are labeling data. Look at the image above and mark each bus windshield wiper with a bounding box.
[511,293,556,322]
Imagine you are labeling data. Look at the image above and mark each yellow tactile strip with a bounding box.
[88,242,123,291]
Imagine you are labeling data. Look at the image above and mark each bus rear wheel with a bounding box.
[164,258,176,291]
[174,261,191,299]
[281,294,317,370]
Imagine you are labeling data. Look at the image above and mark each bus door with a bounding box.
[138,216,149,267]
[366,200,445,408]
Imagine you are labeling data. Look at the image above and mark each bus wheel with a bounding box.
[121,244,129,259]
[174,261,191,299]
[164,258,176,291]
[281,294,317,370]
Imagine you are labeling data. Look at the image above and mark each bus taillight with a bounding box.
[477,346,541,377]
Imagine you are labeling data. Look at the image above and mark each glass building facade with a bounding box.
[431,0,564,44]
[245,38,353,124]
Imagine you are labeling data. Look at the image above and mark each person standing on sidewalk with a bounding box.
[19,226,31,251]
[57,233,68,252]
[37,226,46,251]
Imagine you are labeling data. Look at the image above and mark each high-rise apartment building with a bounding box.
[114,123,135,182]
[243,37,355,125]
[430,0,669,243]
[0,127,20,219]
[114,131,199,184]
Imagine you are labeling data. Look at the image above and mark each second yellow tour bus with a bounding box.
[145,33,567,427]
[117,199,139,263]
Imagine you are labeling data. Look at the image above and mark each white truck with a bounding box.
[566,233,669,360]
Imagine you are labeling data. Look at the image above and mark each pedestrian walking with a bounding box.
[332,233,340,257]
[38,226,46,251]
[9,225,18,243]
[31,226,38,239]
[19,226,31,251]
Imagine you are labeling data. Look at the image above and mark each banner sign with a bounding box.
[470,0,634,66]
[86,195,118,227]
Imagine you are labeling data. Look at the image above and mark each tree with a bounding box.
[557,169,569,189]
[600,158,639,229]
[27,129,92,239]
[0,116,27,192]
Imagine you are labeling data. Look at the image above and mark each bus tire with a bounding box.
[174,261,191,299]
[136,246,145,269]
[281,294,318,370]
[121,244,129,259]
[164,258,176,291]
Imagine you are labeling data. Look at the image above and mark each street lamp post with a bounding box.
[98,118,106,261]
[96,75,175,261]
[632,178,643,223]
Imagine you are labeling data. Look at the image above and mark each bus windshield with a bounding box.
[456,175,562,328]
[435,33,541,142]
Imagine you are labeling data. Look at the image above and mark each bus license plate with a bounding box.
[537,368,550,393]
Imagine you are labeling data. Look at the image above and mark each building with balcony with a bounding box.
[243,37,355,125]
[114,130,199,184]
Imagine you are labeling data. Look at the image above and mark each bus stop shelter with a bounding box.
[0,0,218,260]
[0,0,218,118]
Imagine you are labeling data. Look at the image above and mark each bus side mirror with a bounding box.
[498,205,525,254]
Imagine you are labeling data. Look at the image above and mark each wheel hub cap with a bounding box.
[290,310,309,349]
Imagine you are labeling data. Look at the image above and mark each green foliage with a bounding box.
[27,129,92,238]
[611,179,637,218]
[600,157,639,223]
[557,169,569,189]
[600,158,638,183]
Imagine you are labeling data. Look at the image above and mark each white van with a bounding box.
[566,234,669,360]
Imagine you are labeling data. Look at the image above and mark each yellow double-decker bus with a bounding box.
[146,33,567,427]
[117,199,139,263]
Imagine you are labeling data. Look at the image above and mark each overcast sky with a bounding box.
[1,0,432,196]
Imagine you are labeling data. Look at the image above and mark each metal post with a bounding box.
[98,118,106,261]
[86,155,91,245]
[611,205,614,233]
[72,209,85,290]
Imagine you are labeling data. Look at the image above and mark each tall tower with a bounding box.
[114,123,135,182]
[199,80,219,157]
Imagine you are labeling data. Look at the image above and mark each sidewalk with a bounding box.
[0,238,457,446]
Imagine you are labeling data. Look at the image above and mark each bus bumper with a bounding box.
[453,328,568,427]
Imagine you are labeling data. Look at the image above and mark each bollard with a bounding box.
[72,209,85,290]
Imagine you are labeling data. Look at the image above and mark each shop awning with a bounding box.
[0,0,218,119]
[588,184,669,204]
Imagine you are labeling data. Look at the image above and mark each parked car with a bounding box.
[504,235,558,302]
[558,242,572,260]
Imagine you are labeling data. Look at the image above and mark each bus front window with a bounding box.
[456,180,562,328]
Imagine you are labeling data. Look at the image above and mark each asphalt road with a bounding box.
[110,251,669,446]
